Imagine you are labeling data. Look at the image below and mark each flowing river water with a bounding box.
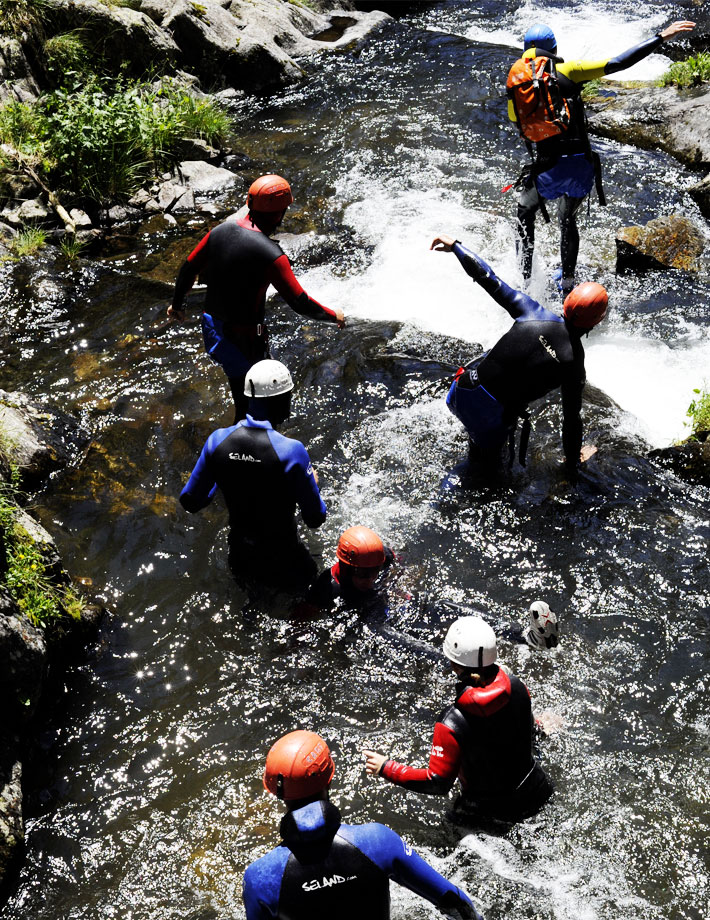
[1,1,709,918]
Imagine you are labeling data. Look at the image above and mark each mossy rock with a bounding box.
[616,213,704,273]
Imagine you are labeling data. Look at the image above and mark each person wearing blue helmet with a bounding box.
[508,19,695,294]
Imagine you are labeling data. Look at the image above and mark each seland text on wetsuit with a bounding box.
[242,800,482,920]
[180,414,326,581]
[381,667,552,823]
[446,244,585,464]
[172,214,339,399]
[509,33,666,280]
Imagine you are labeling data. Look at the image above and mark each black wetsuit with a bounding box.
[172,214,338,420]
[305,547,395,613]
[446,244,585,467]
[382,667,552,824]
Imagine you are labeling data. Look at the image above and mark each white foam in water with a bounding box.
[586,334,710,446]
[461,0,671,81]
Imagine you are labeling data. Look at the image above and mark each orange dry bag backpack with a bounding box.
[507,54,571,144]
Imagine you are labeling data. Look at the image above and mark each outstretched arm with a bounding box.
[364,720,460,795]
[169,232,210,321]
[342,824,483,920]
[431,234,542,320]
[605,20,695,75]
[267,255,345,327]
[179,431,224,512]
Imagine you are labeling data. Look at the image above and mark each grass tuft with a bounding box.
[11,227,46,257]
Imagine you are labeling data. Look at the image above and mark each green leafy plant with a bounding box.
[686,386,710,439]
[11,226,46,256]
[660,52,710,89]
[581,78,603,101]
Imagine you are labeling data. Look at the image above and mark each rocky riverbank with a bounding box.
[0,392,102,888]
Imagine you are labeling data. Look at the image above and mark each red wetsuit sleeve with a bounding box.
[172,231,211,311]
[381,721,461,795]
[266,254,339,323]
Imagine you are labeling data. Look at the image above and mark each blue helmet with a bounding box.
[524,23,557,53]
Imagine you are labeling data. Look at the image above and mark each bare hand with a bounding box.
[363,749,387,775]
[536,711,566,736]
[333,306,346,328]
[167,304,185,323]
[312,468,319,485]
[580,444,597,463]
[660,21,695,41]
[430,234,457,252]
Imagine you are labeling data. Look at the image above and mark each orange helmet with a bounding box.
[247,174,293,213]
[563,282,608,330]
[336,526,386,570]
[263,730,335,800]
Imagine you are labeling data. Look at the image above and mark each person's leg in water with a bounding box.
[516,177,541,281]
[557,195,586,295]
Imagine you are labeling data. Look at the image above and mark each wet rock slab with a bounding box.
[615,213,704,273]
[650,435,710,486]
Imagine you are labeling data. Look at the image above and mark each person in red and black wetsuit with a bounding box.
[364,616,553,825]
[168,174,345,422]
[303,526,395,615]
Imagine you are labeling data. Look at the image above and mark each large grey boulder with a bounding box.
[47,0,178,74]
[0,36,40,103]
[0,390,90,492]
[162,0,302,91]
[587,82,710,169]
[175,160,240,195]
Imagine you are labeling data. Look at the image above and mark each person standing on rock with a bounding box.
[169,173,345,422]
[244,729,483,920]
[179,359,326,588]
[432,233,607,474]
[507,19,695,293]
[364,616,553,826]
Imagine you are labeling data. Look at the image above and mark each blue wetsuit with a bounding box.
[180,415,326,583]
[446,244,585,465]
[243,800,482,920]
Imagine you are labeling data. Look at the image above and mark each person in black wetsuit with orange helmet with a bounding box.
[303,526,395,615]
[243,730,483,920]
[364,616,553,825]
[169,174,345,421]
[432,233,607,473]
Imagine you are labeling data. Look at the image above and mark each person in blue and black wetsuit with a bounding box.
[364,617,553,826]
[169,174,345,422]
[432,234,608,474]
[180,359,325,587]
[243,729,483,920]
[509,20,695,292]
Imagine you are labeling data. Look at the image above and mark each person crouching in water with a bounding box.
[433,234,607,474]
[364,616,553,825]
[301,526,394,616]
[243,730,483,920]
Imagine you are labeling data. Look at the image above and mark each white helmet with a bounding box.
[244,360,293,398]
[443,616,497,669]
[524,601,559,650]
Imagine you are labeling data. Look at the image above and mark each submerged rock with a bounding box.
[687,172,710,219]
[0,591,47,725]
[615,213,704,273]
[0,747,23,883]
